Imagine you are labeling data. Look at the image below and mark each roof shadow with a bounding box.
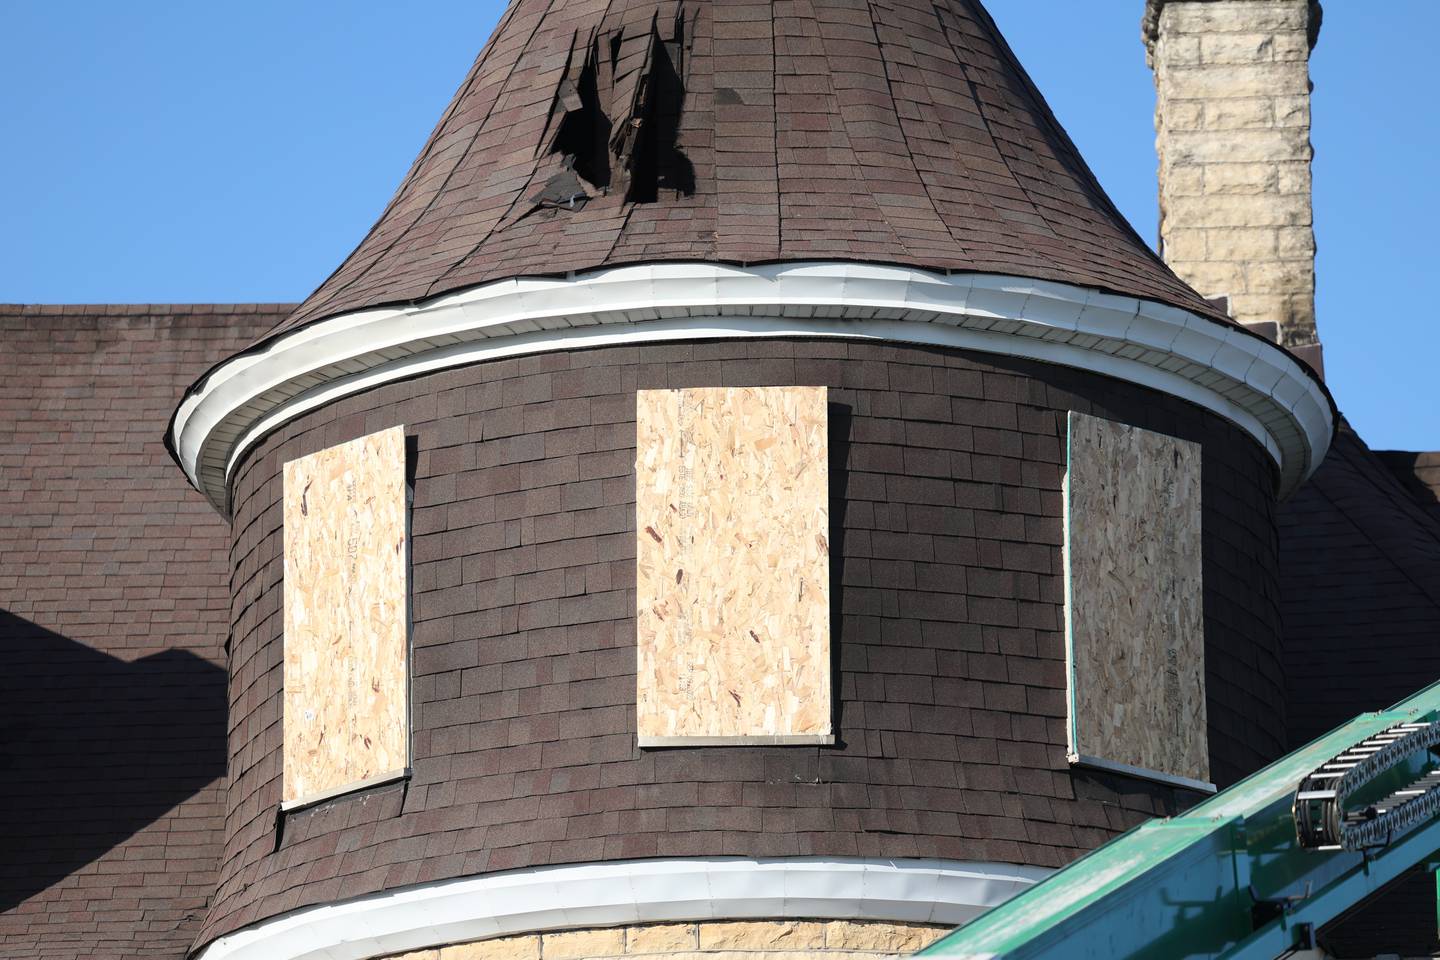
[0,610,226,912]
[1374,449,1440,511]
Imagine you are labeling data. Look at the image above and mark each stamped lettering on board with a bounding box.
[282,426,409,805]
[636,387,832,746]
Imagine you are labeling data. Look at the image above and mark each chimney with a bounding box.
[1144,0,1324,377]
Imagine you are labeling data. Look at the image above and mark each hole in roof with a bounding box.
[533,8,694,212]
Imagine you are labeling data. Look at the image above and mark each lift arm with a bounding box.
[919,680,1440,959]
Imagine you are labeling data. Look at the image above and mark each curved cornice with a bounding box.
[169,262,1334,513]
[193,856,1049,960]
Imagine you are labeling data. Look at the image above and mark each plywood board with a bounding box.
[635,386,832,745]
[1063,412,1209,788]
[282,426,409,805]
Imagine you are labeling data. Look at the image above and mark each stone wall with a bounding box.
[387,920,948,960]
[1146,0,1321,357]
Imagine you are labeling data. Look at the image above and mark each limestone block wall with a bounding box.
[384,920,950,960]
[1146,0,1320,352]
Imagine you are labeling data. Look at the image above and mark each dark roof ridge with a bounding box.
[1320,421,1440,611]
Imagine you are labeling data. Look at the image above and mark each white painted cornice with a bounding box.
[169,262,1333,512]
[193,856,1049,960]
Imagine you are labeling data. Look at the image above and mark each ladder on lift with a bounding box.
[919,680,1440,959]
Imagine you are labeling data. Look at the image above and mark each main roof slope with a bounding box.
[268,0,1222,343]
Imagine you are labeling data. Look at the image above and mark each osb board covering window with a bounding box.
[1063,412,1210,789]
[282,426,409,806]
[635,386,832,746]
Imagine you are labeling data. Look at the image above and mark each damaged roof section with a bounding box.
[532,9,695,211]
[257,0,1233,349]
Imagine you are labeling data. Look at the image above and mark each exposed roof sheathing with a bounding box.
[260,0,1227,350]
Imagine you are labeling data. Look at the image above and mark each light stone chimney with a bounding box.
[1144,0,1324,377]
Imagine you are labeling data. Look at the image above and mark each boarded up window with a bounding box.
[636,386,832,746]
[1063,412,1209,789]
[282,426,409,807]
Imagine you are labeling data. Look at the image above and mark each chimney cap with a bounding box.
[1143,0,1323,61]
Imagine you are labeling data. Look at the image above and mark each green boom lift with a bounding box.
[921,680,1440,959]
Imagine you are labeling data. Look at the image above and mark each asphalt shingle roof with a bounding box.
[257,0,1226,351]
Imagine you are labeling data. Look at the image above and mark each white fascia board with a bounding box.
[169,262,1333,512]
[193,856,1050,960]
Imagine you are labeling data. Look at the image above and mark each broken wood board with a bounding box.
[636,386,832,745]
[1063,412,1210,790]
[282,426,409,806]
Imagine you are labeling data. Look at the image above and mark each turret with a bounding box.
[171,3,1332,958]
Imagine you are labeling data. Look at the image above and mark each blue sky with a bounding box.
[3,2,1435,449]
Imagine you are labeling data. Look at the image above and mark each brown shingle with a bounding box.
[198,338,1284,950]
[245,0,1224,360]
[0,303,291,960]
[1277,423,1440,956]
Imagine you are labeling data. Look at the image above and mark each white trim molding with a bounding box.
[638,734,837,748]
[193,856,1050,960]
[170,262,1334,512]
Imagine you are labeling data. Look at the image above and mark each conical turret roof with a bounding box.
[265,0,1223,342]
[169,0,1337,514]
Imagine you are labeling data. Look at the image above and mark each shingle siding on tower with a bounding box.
[0,305,291,960]
[203,339,1284,950]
